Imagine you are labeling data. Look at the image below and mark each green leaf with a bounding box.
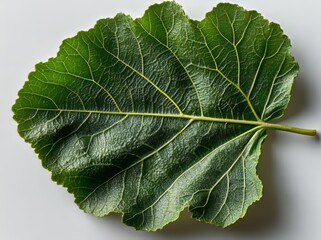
[12,2,316,231]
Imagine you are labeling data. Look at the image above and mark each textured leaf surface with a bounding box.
[13,2,298,231]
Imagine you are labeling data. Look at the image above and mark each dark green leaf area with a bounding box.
[13,2,298,231]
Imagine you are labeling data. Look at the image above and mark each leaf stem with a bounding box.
[259,122,317,136]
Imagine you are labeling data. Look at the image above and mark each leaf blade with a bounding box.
[12,1,300,231]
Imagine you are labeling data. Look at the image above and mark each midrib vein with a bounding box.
[19,107,262,125]
[18,107,316,136]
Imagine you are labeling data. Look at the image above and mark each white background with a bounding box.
[1,0,320,239]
